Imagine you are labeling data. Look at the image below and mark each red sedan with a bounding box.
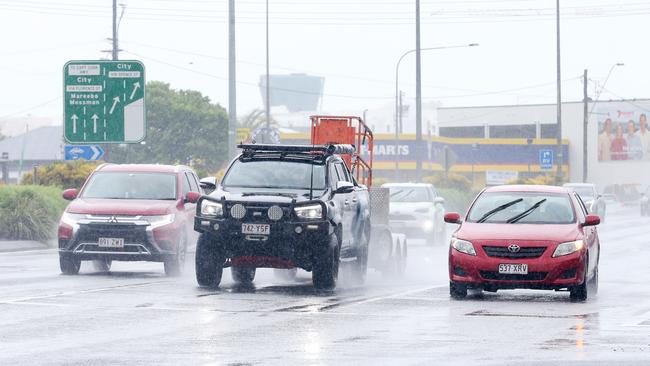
[445,185,601,302]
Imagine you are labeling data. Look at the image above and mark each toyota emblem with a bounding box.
[507,244,521,253]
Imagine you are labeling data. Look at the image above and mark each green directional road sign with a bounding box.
[63,60,146,143]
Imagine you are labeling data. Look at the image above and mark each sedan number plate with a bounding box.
[242,223,270,235]
[498,263,528,275]
[98,237,124,248]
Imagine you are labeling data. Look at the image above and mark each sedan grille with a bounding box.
[482,246,546,259]
[480,271,548,281]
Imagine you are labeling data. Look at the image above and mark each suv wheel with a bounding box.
[164,237,187,277]
[92,258,112,272]
[195,234,225,288]
[232,266,256,285]
[450,281,467,299]
[60,254,81,275]
[312,232,340,290]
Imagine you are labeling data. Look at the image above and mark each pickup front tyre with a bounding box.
[195,234,225,288]
[60,254,81,275]
[312,232,340,290]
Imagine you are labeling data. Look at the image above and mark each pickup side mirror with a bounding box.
[335,181,354,194]
[185,191,201,204]
[444,212,462,224]
[62,188,78,201]
[434,196,445,205]
[582,214,600,227]
[199,177,217,193]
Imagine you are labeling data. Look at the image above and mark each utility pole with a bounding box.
[555,0,563,183]
[582,69,588,182]
[415,0,423,180]
[112,0,118,60]
[265,0,271,128]
[228,0,237,158]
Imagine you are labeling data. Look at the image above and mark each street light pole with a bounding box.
[228,0,237,158]
[393,43,478,180]
[555,0,563,183]
[265,0,271,128]
[415,0,422,180]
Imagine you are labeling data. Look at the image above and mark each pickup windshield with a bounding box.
[82,172,177,200]
[223,160,326,190]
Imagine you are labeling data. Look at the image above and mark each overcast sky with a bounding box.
[0,0,648,122]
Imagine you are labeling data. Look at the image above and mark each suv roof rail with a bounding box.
[237,143,355,155]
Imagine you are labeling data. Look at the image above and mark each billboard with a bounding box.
[259,74,325,112]
[597,107,650,161]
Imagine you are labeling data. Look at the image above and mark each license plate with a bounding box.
[98,237,124,248]
[498,263,528,275]
[242,223,270,235]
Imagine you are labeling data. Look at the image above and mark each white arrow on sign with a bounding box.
[71,114,79,133]
[129,81,141,100]
[90,145,102,160]
[109,96,120,114]
[91,114,99,133]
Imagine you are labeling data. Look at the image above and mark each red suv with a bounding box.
[445,185,601,302]
[58,164,202,276]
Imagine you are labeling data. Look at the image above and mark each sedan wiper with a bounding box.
[476,198,523,223]
[506,198,547,224]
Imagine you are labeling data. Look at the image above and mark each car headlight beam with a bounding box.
[294,204,323,220]
[451,238,476,256]
[552,240,584,257]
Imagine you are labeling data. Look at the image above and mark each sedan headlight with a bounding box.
[60,212,86,226]
[451,238,476,256]
[552,240,584,257]
[201,200,223,217]
[294,204,323,220]
[143,214,175,229]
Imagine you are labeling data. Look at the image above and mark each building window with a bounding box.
[540,123,558,139]
[439,126,485,138]
[489,124,536,138]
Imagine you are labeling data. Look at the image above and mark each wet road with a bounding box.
[1,210,649,365]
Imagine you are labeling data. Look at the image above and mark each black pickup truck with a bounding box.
[193,144,371,290]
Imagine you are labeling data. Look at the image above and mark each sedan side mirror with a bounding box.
[582,214,600,227]
[444,212,461,224]
[335,181,354,194]
[62,188,78,201]
[434,197,445,205]
[185,191,201,204]
[199,177,217,193]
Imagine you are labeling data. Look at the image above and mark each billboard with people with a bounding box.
[597,108,650,161]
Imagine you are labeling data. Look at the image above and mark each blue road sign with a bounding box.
[64,145,104,161]
[539,149,553,170]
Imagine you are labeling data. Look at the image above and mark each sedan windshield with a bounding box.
[467,192,575,224]
[82,172,177,200]
[223,160,326,190]
[388,187,431,202]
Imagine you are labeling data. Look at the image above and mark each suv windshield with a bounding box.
[467,192,575,224]
[82,172,177,200]
[223,160,326,190]
[388,187,431,202]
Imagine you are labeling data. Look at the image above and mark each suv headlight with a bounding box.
[143,214,175,229]
[451,238,476,256]
[552,240,584,257]
[201,200,223,217]
[60,212,86,226]
[294,203,323,220]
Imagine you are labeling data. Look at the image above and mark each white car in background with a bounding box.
[382,183,446,245]
[563,183,607,222]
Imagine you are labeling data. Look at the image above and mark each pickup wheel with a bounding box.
[232,266,256,285]
[312,232,340,290]
[92,258,112,272]
[60,254,81,275]
[195,234,225,288]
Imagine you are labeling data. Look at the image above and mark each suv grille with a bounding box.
[482,246,546,258]
[76,223,147,244]
[480,271,548,281]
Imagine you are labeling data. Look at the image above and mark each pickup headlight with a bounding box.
[60,212,86,226]
[552,240,584,257]
[294,204,323,220]
[143,214,175,229]
[451,238,476,256]
[201,200,223,217]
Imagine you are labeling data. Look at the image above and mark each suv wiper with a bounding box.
[506,198,547,224]
[476,198,523,223]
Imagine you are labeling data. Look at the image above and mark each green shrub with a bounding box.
[423,173,472,192]
[21,161,100,188]
[437,187,480,215]
[0,185,67,241]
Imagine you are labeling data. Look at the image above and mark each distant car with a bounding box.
[640,187,650,216]
[382,183,446,245]
[563,183,606,222]
[57,164,202,276]
[446,185,601,302]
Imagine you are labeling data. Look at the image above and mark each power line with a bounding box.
[0,96,61,120]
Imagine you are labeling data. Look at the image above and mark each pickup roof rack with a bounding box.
[237,143,355,156]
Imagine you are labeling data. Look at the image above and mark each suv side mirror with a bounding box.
[335,181,354,194]
[434,196,445,205]
[62,188,78,201]
[185,191,201,204]
[444,212,461,224]
[582,214,600,227]
[199,177,217,193]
